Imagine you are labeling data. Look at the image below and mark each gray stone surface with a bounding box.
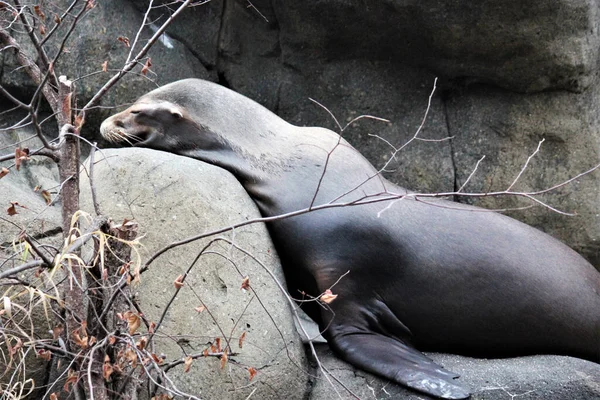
[79,148,309,399]
[310,346,600,400]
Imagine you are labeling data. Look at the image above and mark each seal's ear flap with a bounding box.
[166,106,183,119]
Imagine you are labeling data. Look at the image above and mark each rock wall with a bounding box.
[3,0,599,265]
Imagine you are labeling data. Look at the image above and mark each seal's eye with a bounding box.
[130,110,141,115]
[171,110,183,119]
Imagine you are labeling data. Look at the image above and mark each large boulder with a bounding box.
[79,148,309,399]
[310,348,600,399]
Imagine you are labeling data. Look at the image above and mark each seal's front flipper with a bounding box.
[328,331,471,399]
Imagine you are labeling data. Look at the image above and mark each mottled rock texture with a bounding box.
[2,0,600,398]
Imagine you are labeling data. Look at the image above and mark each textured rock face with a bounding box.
[79,148,309,399]
[3,0,600,263]
[3,1,600,397]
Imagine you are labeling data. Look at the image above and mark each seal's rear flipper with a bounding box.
[328,332,471,399]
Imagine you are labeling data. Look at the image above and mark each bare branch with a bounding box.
[79,0,195,116]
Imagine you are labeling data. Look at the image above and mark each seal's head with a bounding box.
[100,80,229,152]
[100,100,185,147]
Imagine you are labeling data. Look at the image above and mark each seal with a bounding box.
[101,79,600,399]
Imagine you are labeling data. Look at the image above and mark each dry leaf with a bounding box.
[202,349,208,357]
[220,351,228,369]
[238,331,246,349]
[72,329,88,349]
[103,355,113,381]
[0,167,9,179]
[241,276,250,291]
[123,311,141,335]
[54,14,60,24]
[136,336,148,350]
[150,352,163,364]
[194,305,206,313]
[33,5,46,20]
[49,393,58,400]
[248,367,257,381]
[108,335,116,345]
[149,321,156,334]
[39,24,46,35]
[37,349,52,361]
[64,369,77,392]
[7,203,17,216]
[124,348,138,368]
[9,337,23,356]
[215,337,222,352]
[173,274,185,289]
[117,36,130,47]
[320,289,338,304]
[102,60,108,72]
[41,190,52,205]
[184,356,193,373]
[15,147,30,171]
[86,0,96,10]
[141,58,152,76]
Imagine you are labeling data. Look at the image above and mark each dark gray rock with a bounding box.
[309,346,600,399]
[275,0,600,93]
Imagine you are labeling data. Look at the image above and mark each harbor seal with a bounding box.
[100,79,600,399]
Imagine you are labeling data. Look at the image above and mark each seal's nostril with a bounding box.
[114,120,124,128]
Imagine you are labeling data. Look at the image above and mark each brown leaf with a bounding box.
[7,202,17,216]
[203,349,208,357]
[150,352,163,364]
[215,337,222,352]
[117,36,130,47]
[37,349,52,361]
[108,335,116,345]
[194,305,206,313]
[86,0,96,10]
[141,58,152,76]
[103,355,113,381]
[39,24,46,35]
[33,5,46,20]
[136,336,148,350]
[238,331,246,349]
[220,351,228,369]
[15,147,30,171]
[183,356,193,373]
[123,311,141,335]
[124,348,138,368]
[54,14,61,24]
[49,393,58,400]
[248,367,257,381]
[241,276,250,291]
[64,369,77,392]
[320,289,338,304]
[102,60,108,72]
[173,274,185,289]
[9,337,23,356]
[41,190,52,205]
[0,167,9,179]
[149,321,156,334]
[72,329,88,349]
